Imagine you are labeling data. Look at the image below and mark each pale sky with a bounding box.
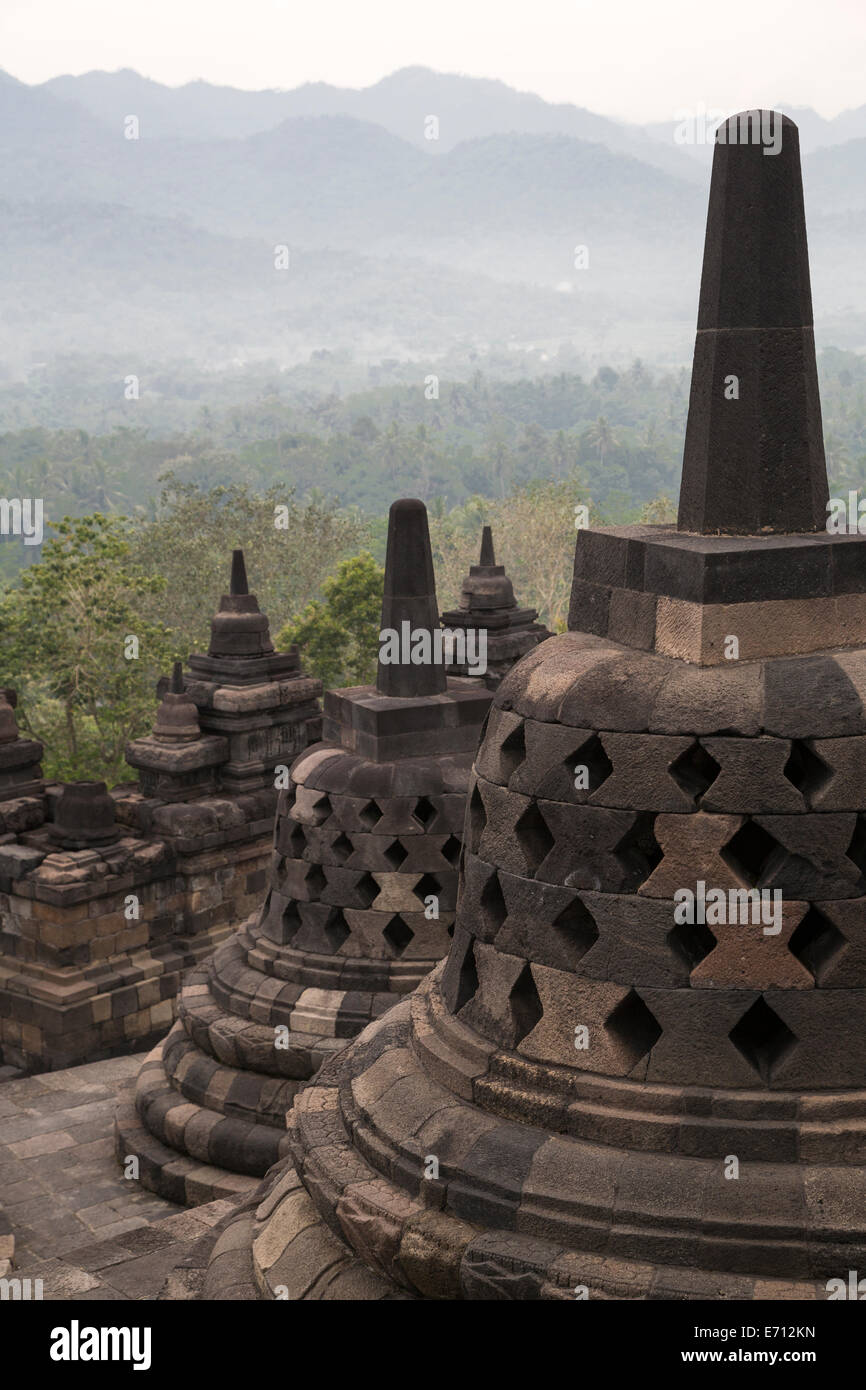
[1,0,864,122]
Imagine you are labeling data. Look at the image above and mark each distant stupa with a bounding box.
[118,500,492,1204]
[441,525,550,686]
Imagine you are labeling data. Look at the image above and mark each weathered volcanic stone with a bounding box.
[49,781,120,849]
[0,560,321,1077]
[179,551,322,792]
[678,110,828,535]
[119,499,496,1202]
[441,525,550,687]
[0,689,45,801]
[194,113,866,1300]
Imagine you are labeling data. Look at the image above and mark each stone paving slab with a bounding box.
[0,1052,238,1298]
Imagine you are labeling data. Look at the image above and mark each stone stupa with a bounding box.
[441,525,550,687]
[118,500,492,1205]
[201,111,866,1300]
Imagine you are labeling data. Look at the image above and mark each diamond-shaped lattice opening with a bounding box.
[723,821,785,887]
[281,899,303,945]
[480,870,508,935]
[846,817,866,881]
[358,799,382,830]
[467,784,486,855]
[670,741,720,804]
[331,832,353,865]
[729,997,797,1081]
[510,962,544,1045]
[667,919,717,972]
[288,822,306,859]
[383,914,414,957]
[310,793,332,826]
[441,834,462,867]
[515,802,555,876]
[604,989,662,1068]
[499,721,527,782]
[384,839,409,870]
[783,740,832,802]
[551,897,599,964]
[788,905,846,983]
[569,734,613,795]
[305,863,327,896]
[322,907,351,954]
[414,872,440,907]
[355,871,379,908]
[614,813,663,887]
[413,795,437,829]
[451,937,479,1014]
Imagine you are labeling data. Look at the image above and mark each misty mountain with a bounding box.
[42,64,702,183]
[0,65,864,380]
[0,195,631,372]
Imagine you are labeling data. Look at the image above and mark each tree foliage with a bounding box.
[0,514,178,782]
[129,478,369,656]
[278,552,384,691]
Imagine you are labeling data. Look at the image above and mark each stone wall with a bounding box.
[0,788,275,1071]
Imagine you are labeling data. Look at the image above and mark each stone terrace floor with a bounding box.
[0,1053,233,1299]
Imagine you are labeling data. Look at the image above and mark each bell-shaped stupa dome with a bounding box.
[200,114,866,1299]
[118,500,493,1204]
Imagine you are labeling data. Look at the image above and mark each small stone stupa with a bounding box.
[0,556,323,1076]
[0,689,44,801]
[201,112,866,1300]
[441,526,550,687]
[118,500,493,1205]
[125,662,227,802]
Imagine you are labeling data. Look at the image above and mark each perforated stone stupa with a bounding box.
[117,500,493,1205]
[199,112,866,1300]
[441,525,550,686]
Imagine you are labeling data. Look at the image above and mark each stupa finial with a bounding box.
[677,110,829,535]
[230,548,249,596]
[376,498,447,698]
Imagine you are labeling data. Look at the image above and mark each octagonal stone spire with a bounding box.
[377,498,447,698]
[678,110,829,535]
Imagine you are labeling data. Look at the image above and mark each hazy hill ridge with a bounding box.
[0,66,863,375]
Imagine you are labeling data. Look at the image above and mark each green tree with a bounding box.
[640,494,678,524]
[130,478,369,658]
[0,514,178,781]
[277,552,384,691]
[586,416,620,468]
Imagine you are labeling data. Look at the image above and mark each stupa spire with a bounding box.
[441,523,549,687]
[678,110,829,535]
[376,497,447,698]
[229,548,249,596]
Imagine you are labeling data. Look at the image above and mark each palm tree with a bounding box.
[586,416,619,469]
